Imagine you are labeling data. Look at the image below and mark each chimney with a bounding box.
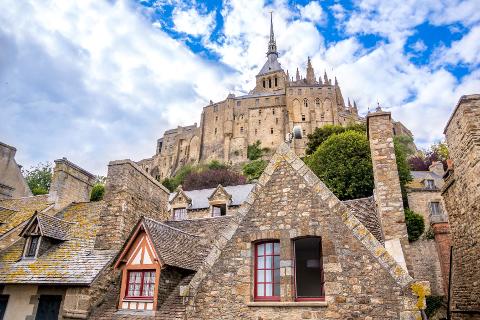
[48,158,96,209]
[428,161,444,177]
[367,109,409,271]
[0,141,32,199]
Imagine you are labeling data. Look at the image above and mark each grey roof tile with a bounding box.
[343,196,384,243]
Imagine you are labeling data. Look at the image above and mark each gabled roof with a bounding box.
[257,55,283,76]
[169,187,192,206]
[143,217,210,271]
[0,201,116,285]
[168,184,255,210]
[20,212,72,241]
[208,184,232,202]
[344,197,384,243]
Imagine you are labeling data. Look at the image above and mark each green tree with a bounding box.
[161,164,194,192]
[404,209,425,241]
[247,140,264,161]
[207,160,227,170]
[305,123,366,155]
[23,162,53,195]
[90,184,105,201]
[394,135,416,157]
[242,159,268,181]
[306,131,374,200]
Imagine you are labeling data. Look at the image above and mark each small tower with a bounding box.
[323,70,329,85]
[296,68,300,81]
[306,57,316,84]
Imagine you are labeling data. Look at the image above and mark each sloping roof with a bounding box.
[408,171,444,190]
[165,216,233,239]
[143,218,210,271]
[257,54,283,76]
[21,212,72,241]
[0,207,16,224]
[0,201,116,285]
[343,197,384,243]
[169,184,255,210]
[0,195,53,236]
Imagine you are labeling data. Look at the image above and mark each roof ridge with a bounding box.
[166,215,232,222]
[38,212,76,225]
[143,217,200,238]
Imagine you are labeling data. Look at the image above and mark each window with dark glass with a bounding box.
[255,241,280,300]
[302,114,306,121]
[269,78,272,88]
[212,204,226,217]
[126,270,156,299]
[173,208,187,221]
[430,202,441,215]
[26,236,40,257]
[425,179,435,189]
[274,77,277,86]
[294,237,324,300]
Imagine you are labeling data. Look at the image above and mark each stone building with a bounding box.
[0,141,32,199]
[137,16,412,180]
[442,94,480,319]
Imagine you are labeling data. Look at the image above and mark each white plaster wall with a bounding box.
[2,284,37,320]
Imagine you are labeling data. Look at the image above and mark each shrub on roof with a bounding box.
[90,184,105,202]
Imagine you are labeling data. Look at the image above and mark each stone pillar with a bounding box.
[367,108,409,270]
[48,158,95,209]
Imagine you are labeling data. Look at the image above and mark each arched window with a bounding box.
[315,98,320,108]
[293,237,325,301]
[254,241,280,300]
[303,99,308,108]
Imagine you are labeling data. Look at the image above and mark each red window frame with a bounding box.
[125,270,156,300]
[293,237,325,301]
[254,241,280,301]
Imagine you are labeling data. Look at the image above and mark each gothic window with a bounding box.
[126,270,156,299]
[302,114,306,121]
[269,78,272,88]
[212,204,227,217]
[254,241,280,300]
[173,208,187,221]
[303,99,308,108]
[145,167,149,173]
[25,236,40,258]
[293,237,325,300]
[263,79,266,88]
[272,109,275,115]
[430,202,442,216]
[315,98,320,108]
[270,128,274,134]
[275,77,278,86]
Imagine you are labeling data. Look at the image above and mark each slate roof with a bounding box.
[408,171,444,190]
[257,54,283,76]
[143,218,210,271]
[0,195,53,236]
[26,213,73,241]
[169,184,255,210]
[0,201,116,285]
[343,196,384,243]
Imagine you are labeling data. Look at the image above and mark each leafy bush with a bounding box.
[425,296,444,317]
[305,123,366,155]
[405,209,425,241]
[247,140,264,161]
[23,162,53,195]
[424,227,435,240]
[409,140,449,171]
[306,130,374,200]
[242,159,268,181]
[90,184,105,201]
[161,164,194,192]
[207,160,227,170]
[183,169,246,190]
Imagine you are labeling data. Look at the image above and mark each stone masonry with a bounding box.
[442,94,480,318]
[0,141,32,199]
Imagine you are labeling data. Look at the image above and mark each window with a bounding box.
[425,179,435,189]
[269,78,272,88]
[25,236,40,257]
[315,98,320,108]
[126,270,156,299]
[213,105,218,112]
[258,120,261,125]
[430,202,441,216]
[240,127,244,134]
[274,77,278,86]
[215,116,218,122]
[294,237,324,300]
[35,295,62,320]
[298,89,302,95]
[237,101,241,106]
[275,97,279,104]
[304,99,308,108]
[0,295,8,320]
[255,129,258,135]
[255,99,259,107]
[276,118,278,125]
[272,109,275,115]
[263,80,266,88]
[302,114,306,121]
[212,204,226,217]
[173,208,187,221]
[214,128,217,135]
[255,242,280,300]
[270,128,274,134]
[259,109,262,115]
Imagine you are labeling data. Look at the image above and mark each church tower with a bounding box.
[252,13,286,93]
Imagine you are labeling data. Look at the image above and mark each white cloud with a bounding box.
[433,25,480,66]
[299,1,325,24]
[172,7,216,37]
[410,40,427,53]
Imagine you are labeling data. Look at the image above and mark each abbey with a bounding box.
[138,16,411,180]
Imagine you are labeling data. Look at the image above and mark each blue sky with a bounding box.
[0,0,479,175]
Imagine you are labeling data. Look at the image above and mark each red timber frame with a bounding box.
[292,236,325,301]
[254,241,280,301]
[114,222,161,310]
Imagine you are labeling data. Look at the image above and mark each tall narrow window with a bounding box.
[276,118,279,125]
[25,236,40,257]
[212,204,227,217]
[294,237,324,300]
[430,202,441,215]
[302,114,306,121]
[255,241,280,300]
[269,79,272,88]
[303,99,308,108]
[425,179,435,189]
[214,128,217,135]
[270,128,274,134]
[240,127,244,134]
[263,80,266,88]
[173,208,187,221]
[126,270,156,299]
[274,77,278,86]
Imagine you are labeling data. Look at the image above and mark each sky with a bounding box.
[0,0,479,175]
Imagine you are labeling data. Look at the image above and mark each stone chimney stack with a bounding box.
[0,141,32,199]
[428,161,444,177]
[48,158,95,209]
[367,108,409,270]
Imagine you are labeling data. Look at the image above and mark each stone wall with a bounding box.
[48,158,95,209]
[95,160,170,251]
[0,141,32,199]
[442,94,480,317]
[407,190,446,228]
[187,149,420,319]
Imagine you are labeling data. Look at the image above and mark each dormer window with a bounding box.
[425,179,435,189]
[212,204,226,217]
[173,208,187,221]
[25,236,40,258]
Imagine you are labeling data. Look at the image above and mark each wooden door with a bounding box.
[35,295,62,320]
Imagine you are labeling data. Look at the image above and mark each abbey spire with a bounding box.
[267,12,278,57]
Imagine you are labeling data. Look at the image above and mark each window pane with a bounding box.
[258,244,264,256]
[257,256,265,269]
[274,242,280,255]
[257,270,264,282]
[257,284,264,296]
[265,256,273,269]
[274,268,280,284]
[274,256,280,269]
[265,243,273,254]
[274,283,280,296]
[265,269,272,282]
[265,283,273,296]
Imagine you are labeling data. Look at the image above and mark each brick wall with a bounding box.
[95,160,170,250]
[442,94,480,317]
